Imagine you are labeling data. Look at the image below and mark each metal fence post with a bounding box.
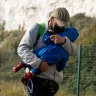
[76,44,82,96]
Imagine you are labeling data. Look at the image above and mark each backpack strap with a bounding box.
[38,23,45,36]
[34,23,45,46]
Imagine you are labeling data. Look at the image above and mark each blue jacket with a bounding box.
[33,27,79,72]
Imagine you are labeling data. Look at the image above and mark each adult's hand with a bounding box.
[39,61,49,72]
[50,34,66,44]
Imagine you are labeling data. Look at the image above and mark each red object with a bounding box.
[13,61,24,72]
[24,72,33,79]
[21,72,33,85]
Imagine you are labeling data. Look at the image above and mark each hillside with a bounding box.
[0,0,96,30]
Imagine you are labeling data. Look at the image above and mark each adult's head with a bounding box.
[48,7,70,32]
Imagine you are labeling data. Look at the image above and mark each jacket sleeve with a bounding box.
[17,23,42,69]
[56,58,67,72]
[43,33,53,45]
[62,37,78,56]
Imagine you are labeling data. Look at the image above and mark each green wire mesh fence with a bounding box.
[61,44,96,96]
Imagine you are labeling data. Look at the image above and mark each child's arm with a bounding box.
[49,28,79,56]
[62,28,79,42]
[43,31,54,45]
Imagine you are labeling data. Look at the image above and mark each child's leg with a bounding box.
[21,68,41,85]
[13,61,24,72]
[21,72,33,85]
[13,59,32,73]
[31,69,41,75]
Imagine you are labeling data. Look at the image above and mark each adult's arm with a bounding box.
[17,23,42,69]
[50,34,78,56]
[62,37,78,56]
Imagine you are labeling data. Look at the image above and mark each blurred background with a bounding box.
[0,0,96,96]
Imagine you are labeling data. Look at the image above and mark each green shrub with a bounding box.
[70,13,96,31]
[0,30,25,53]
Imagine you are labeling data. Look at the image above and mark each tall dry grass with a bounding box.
[0,81,26,96]
[0,81,96,96]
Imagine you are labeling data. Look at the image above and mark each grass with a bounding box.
[0,81,75,96]
[0,81,26,96]
[0,81,96,96]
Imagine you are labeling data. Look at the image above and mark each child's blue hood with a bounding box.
[59,27,79,42]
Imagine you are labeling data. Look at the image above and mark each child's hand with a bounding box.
[50,34,66,44]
